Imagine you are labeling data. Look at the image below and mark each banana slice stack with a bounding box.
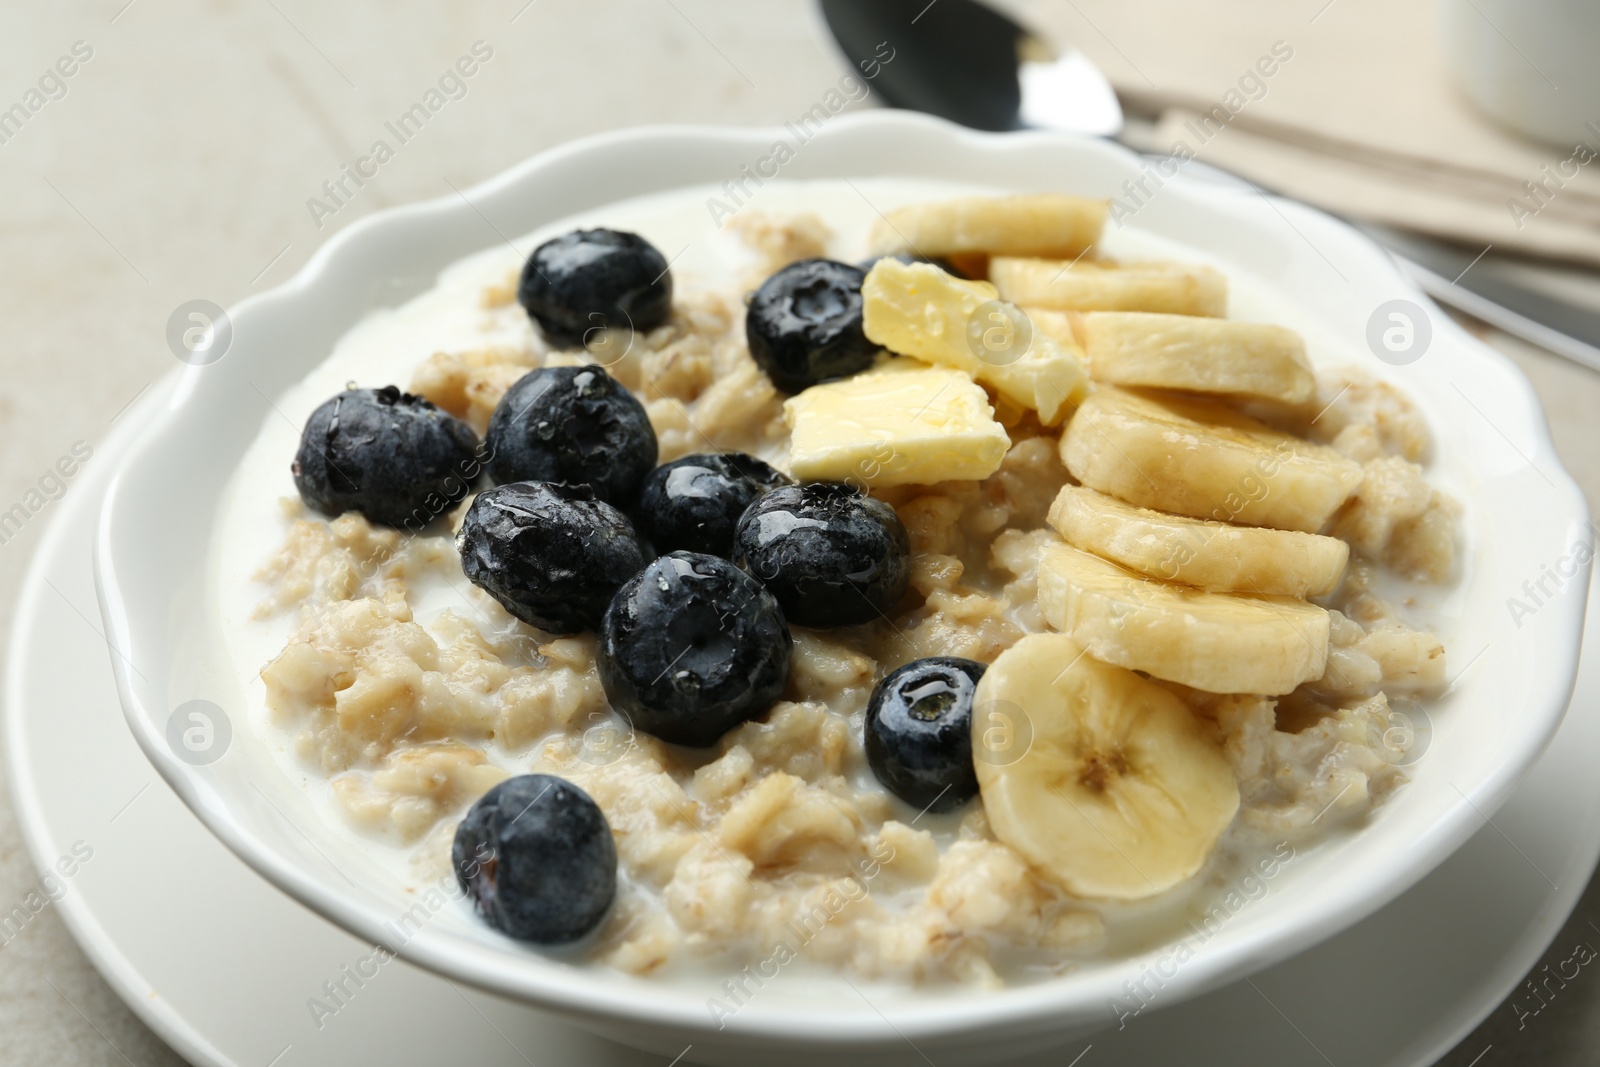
[858,195,1398,902]
[855,195,1397,901]
[1041,331,1362,698]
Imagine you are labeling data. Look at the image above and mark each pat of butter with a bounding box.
[861,259,1088,426]
[784,362,1010,488]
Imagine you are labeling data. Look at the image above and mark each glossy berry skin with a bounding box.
[856,251,968,279]
[598,552,791,747]
[732,483,911,628]
[457,481,647,635]
[292,385,482,529]
[485,365,658,508]
[745,258,878,393]
[452,774,617,944]
[517,228,672,348]
[865,657,986,813]
[634,452,791,558]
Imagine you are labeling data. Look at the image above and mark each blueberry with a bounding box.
[453,774,616,944]
[865,657,985,813]
[732,483,911,628]
[598,552,791,747]
[486,365,658,507]
[457,481,647,635]
[746,258,878,393]
[518,228,672,348]
[856,252,969,279]
[634,453,791,558]
[292,385,482,529]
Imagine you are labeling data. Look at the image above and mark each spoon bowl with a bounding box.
[819,0,1123,136]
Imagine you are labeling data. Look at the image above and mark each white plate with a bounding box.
[92,115,1593,1064]
[12,373,1600,1066]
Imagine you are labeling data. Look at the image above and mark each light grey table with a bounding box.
[1,2,1595,1064]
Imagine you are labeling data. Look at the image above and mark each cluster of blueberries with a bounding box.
[291,228,986,945]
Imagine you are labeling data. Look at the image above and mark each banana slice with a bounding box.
[861,258,1087,425]
[1061,385,1364,533]
[1074,312,1315,404]
[866,194,1107,258]
[974,632,1239,899]
[1048,486,1349,597]
[1036,540,1330,695]
[990,258,1228,317]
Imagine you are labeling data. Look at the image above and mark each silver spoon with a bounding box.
[818,0,1122,137]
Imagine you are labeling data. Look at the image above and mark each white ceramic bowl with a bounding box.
[95,113,1591,1067]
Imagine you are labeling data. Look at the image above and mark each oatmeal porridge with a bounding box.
[214,180,1460,990]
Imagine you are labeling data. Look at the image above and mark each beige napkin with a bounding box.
[1022,0,1600,265]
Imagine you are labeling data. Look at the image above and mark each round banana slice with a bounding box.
[989,258,1228,317]
[1048,485,1349,597]
[1073,312,1315,404]
[974,633,1240,900]
[865,194,1108,259]
[1037,540,1330,696]
[1060,385,1364,533]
